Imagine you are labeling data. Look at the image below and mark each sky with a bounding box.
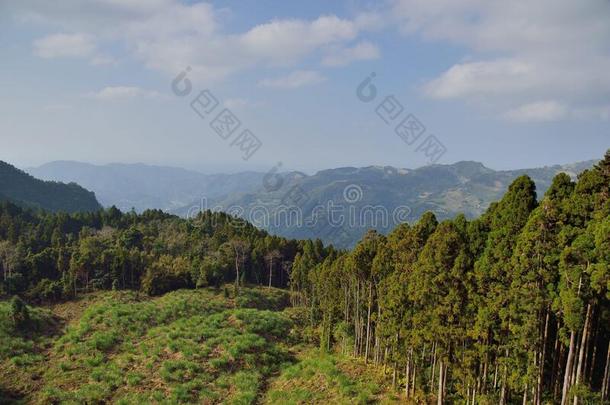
[0,0,609,174]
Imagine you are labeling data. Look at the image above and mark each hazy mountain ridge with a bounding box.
[196,159,597,247]
[28,159,598,247]
[0,161,101,213]
[28,161,266,213]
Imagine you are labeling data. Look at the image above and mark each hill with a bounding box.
[28,159,597,247]
[0,161,101,213]
[192,159,597,247]
[27,161,265,213]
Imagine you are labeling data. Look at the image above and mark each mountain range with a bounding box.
[27,159,597,247]
[28,161,265,213]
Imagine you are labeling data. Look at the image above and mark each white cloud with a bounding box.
[18,1,376,82]
[258,70,326,89]
[88,86,162,101]
[33,33,95,58]
[322,41,380,67]
[392,0,610,121]
[504,101,568,123]
[423,59,534,99]
[239,16,357,65]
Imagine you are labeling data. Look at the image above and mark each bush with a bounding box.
[27,279,63,302]
[141,256,192,296]
[235,288,291,311]
[9,296,29,329]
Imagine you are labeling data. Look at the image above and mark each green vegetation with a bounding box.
[35,289,293,404]
[302,151,610,404]
[0,287,398,404]
[0,161,101,213]
[264,349,400,404]
[0,203,327,300]
[1,150,609,404]
[0,297,58,400]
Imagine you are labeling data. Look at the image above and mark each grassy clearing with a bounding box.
[0,298,60,401]
[263,349,402,405]
[1,287,404,404]
[28,288,293,404]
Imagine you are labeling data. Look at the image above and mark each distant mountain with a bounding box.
[28,161,266,213]
[0,161,101,213]
[28,159,597,247]
[178,159,597,248]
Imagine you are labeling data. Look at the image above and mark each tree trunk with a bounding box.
[437,360,444,405]
[587,320,598,384]
[601,340,610,401]
[537,309,550,405]
[431,343,437,390]
[472,385,476,405]
[551,323,561,400]
[561,330,577,405]
[573,304,592,405]
[405,362,410,399]
[268,259,273,288]
[554,335,566,401]
[482,351,489,394]
[443,363,448,400]
[411,361,417,398]
[365,281,372,363]
[234,255,240,292]
[500,368,508,405]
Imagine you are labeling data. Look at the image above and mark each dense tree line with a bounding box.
[299,151,610,404]
[0,205,331,301]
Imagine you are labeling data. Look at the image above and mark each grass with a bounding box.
[0,286,403,404]
[263,349,402,405]
[0,299,59,401]
[29,288,292,404]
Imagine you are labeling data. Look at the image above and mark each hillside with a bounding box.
[28,159,597,247]
[27,161,265,213]
[0,288,399,404]
[0,161,101,213]
[196,159,597,247]
[1,150,609,404]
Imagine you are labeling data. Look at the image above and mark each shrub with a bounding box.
[27,279,63,302]
[9,296,29,329]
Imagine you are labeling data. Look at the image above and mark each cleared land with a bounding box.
[0,287,400,404]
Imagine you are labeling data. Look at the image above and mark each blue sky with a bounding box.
[1,0,609,173]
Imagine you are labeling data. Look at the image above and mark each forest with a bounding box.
[1,150,609,404]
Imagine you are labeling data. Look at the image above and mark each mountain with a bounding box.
[180,159,597,248]
[0,161,101,213]
[28,161,265,213]
[28,159,597,247]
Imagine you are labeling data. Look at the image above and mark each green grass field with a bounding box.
[0,287,400,404]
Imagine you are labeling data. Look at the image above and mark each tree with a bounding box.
[227,239,250,294]
[9,295,29,330]
[473,175,538,404]
[509,173,574,405]
[264,249,282,288]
